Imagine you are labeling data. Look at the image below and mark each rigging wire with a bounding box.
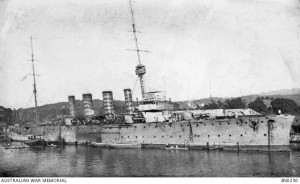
[131,77,139,96]
[19,92,34,121]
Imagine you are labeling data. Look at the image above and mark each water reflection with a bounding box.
[1,144,300,177]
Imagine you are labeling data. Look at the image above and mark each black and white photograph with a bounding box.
[0,0,300,181]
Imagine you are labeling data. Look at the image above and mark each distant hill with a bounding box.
[246,88,300,107]
[19,99,127,123]
[257,88,300,96]
[176,88,300,109]
[0,106,13,124]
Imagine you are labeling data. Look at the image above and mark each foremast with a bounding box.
[30,36,39,124]
[128,0,147,99]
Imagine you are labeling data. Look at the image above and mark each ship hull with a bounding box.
[7,115,295,151]
[24,139,47,147]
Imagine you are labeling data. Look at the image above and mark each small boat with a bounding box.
[90,142,109,148]
[108,143,142,149]
[165,145,189,150]
[4,145,29,149]
[24,139,47,147]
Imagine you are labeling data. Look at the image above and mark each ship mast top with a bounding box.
[129,0,141,65]
[128,0,149,99]
[30,36,39,124]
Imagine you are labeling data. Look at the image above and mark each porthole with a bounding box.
[162,136,164,138]
[229,134,231,137]
[219,123,221,125]
[170,135,173,138]
[144,126,146,128]
[128,136,130,138]
[212,124,214,125]
[198,135,200,137]
[154,136,156,138]
[204,124,206,126]
[136,136,137,138]
[228,123,230,125]
[264,134,267,136]
[179,135,181,138]
[208,135,210,137]
[240,134,243,137]
[218,135,220,137]
[121,136,123,138]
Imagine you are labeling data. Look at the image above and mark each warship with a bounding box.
[7,1,295,151]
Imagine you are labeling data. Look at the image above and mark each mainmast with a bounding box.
[128,0,147,99]
[30,36,39,124]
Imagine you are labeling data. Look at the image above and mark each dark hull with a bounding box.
[24,139,47,147]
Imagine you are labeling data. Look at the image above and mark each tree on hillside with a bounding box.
[248,97,267,114]
[203,100,219,109]
[223,97,246,109]
[217,100,224,108]
[271,98,298,114]
[195,104,202,110]
[172,103,180,110]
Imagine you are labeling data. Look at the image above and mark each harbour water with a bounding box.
[1,143,300,177]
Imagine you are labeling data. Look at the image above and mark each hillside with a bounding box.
[18,99,127,123]
[257,88,300,96]
[176,88,300,109]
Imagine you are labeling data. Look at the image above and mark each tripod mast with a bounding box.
[128,0,147,99]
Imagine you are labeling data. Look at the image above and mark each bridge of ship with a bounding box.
[138,101,168,111]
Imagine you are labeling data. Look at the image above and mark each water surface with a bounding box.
[1,143,300,177]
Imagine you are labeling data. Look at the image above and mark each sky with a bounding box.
[0,0,300,109]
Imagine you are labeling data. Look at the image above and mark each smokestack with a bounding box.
[102,91,115,120]
[82,93,94,119]
[68,96,76,117]
[124,88,133,114]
